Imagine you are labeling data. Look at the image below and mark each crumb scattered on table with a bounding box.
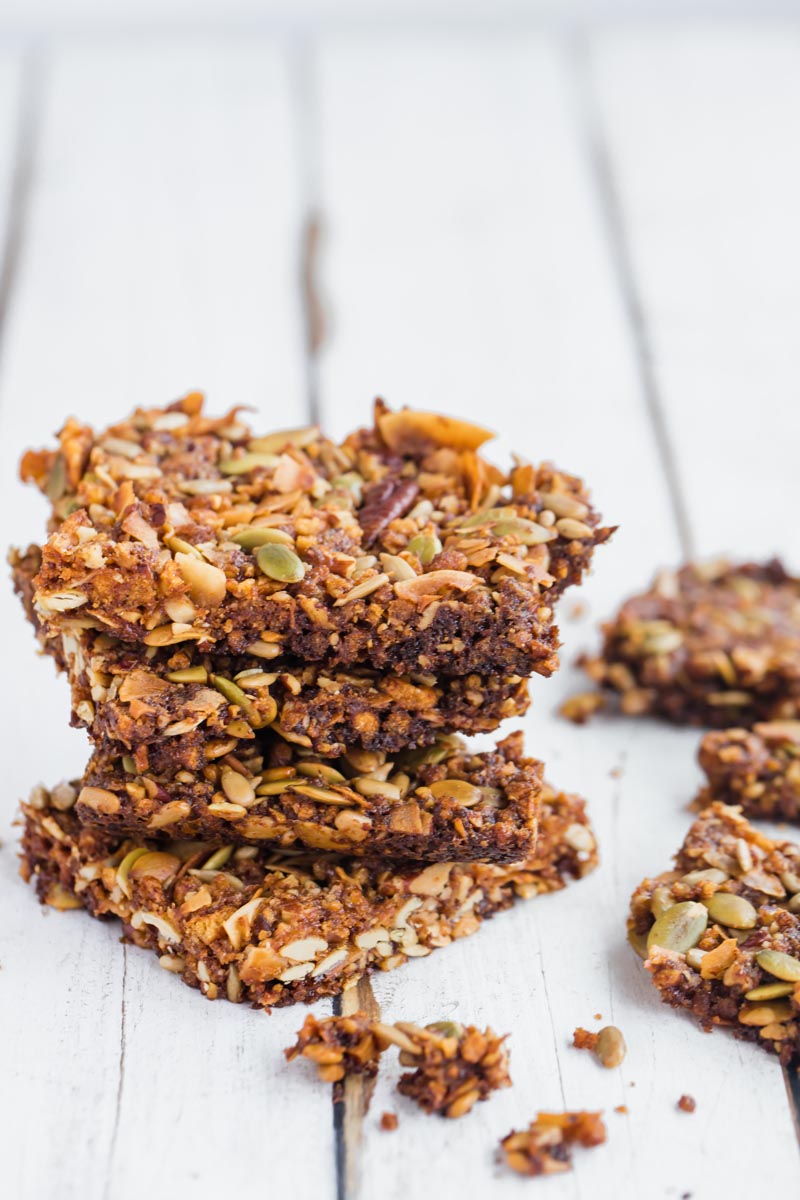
[677,1094,696,1113]
[500,1111,606,1176]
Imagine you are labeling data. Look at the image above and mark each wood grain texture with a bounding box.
[315,29,800,1197]
[0,39,334,1200]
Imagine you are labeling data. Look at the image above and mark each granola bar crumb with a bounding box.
[677,1094,696,1113]
[572,1027,599,1051]
[614,1105,628,1114]
[285,1012,386,1082]
[500,1111,606,1176]
[560,691,606,725]
[378,1020,510,1118]
[380,1112,399,1131]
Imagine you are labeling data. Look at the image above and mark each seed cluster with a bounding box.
[629,802,800,1065]
[500,1112,607,1176]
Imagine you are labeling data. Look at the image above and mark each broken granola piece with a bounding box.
[560,691,606,725]
[572,1025,626,1067]
[380,1112,398,1132]
[677,1094,696,1113]
[20,774,597,1012]
[500,1111,606,1176]
[378,1021,510,1118]
[699,723,800,822]
[628,802,800,1066]
[21,394,612,676]
[581,560,800,726]
[77,732,542,863]
[286,1012,385,1082]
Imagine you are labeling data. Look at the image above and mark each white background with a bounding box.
[0,6,799,1198]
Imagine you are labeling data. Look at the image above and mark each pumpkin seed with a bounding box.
[650,885,675,919]
[116,847,150,898]
[755,949,800,982]
[218,452,280,475]
[492,518,555,545]
[426,1020,464,1039]
[705,892,758,930]
[680,868,729,886]
[594,1026,626,1069]
[647,901,708,953]
[167,666,209,684]
[45,454,67,502]
[288,783,354,805]
[407,534,442,565]
[122,755,137,775]
[256,543,306,583]
[738,1000,793,1026]
[427,779,483,805]
[211,675,250,711]
[231,527,294,550]
[247,426,318,454]
[297,762,347,785]
[745,982,795,1001]
[202,846,234,870]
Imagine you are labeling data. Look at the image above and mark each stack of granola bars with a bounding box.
[11,395,609,1010]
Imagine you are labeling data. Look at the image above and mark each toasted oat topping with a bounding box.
[579,560,800,726]
[500,1111,606,1176]
[629,801,800,1065]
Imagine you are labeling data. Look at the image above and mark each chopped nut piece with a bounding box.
[677,1094,696,1113]
[380,1112,398,1132]
[629,801,800,1066]
[500,1111,606,1176]
[581,560,800,726]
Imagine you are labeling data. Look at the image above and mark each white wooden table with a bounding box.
[1,24,799,1199]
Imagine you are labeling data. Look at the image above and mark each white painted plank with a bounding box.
[0,40,334,1200]
[591,26,800,560]
[316,30,797,1198]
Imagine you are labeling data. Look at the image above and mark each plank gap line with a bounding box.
[103,942,128,1200]
[0,42,44,376]
[565,32,695,561]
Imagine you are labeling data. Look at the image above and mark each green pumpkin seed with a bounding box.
[627,928,649,959]
[426,1020,464,1039]
[122,755,137,775]
[705,892,758,930]
[594,1026,626,1069]
[45,454,67,502]
[296,762,347,785]
[231,527,294,550]
[680,868,729,886]
[256,543,306,583]
[745,982,795,1001]
[202,846,234,871]
[407,534,442,565]
[218,452,280,475]
[492,518,554,545]
[755,949,800,982]
[167,666,209,684]
[647,901,708,953]
[211,675,251,711]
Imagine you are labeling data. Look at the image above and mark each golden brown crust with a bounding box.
[629,801,800,1065]
[23,395,611,674]
[581,560,800,726]
[20,776,597,1011]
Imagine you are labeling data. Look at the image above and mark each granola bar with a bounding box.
[77,733,541,862]
[20,777,597,1012]
[11,551,528,762]
[21,394,611,675]
[628,802,800,1066]
[699,722,800,822]
[500,1112,606,1176]
[581,560,800,726]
